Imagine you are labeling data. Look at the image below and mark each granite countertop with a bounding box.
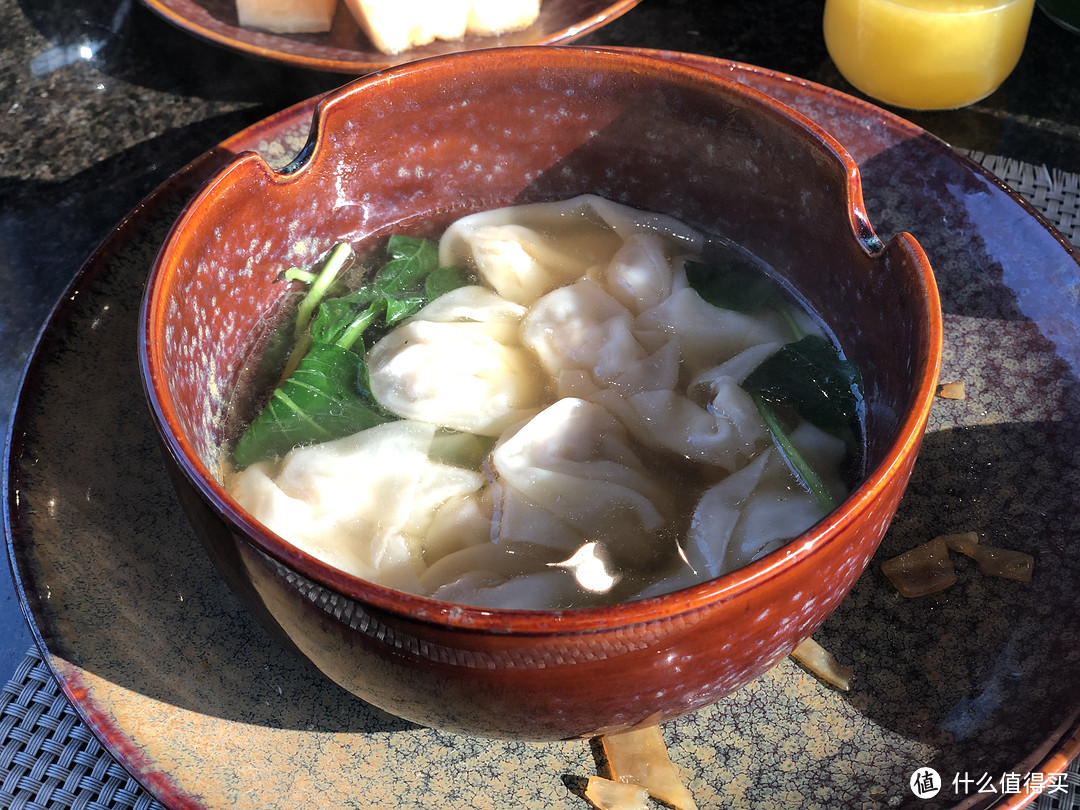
[3,0,1079,706]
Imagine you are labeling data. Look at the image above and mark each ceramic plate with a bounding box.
[138,0,644,73]
[6,54,1080,810]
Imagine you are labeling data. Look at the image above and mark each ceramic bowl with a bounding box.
[138,46,942,741]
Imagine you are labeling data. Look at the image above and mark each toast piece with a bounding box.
[341,0,470,53]
[467,0,541,35]
[237,0,337,33]
[342,0,541,53]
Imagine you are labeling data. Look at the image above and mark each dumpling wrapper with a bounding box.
[489,398,672,559]
[421,541,595,609]
[523,279,679,398]
[587,342,778,474]
[636,286,793,377]
[599,384,768,473]
[405,284,527,324]
[438,195,702,306]
[228,420,486,592]
[681,422,849,580]
[367,287,545,436]
[589,231,682,315]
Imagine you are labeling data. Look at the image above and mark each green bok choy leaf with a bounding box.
[232,236,468,469]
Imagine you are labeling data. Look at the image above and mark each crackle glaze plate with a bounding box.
[139,0,644,73]
[6,54,1080,810]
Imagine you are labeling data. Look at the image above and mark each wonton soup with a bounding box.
[225,195,865,610]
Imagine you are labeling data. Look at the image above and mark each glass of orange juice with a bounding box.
[823,0,1036,110]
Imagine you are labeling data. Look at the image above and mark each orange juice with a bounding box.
[823,0,1035,110]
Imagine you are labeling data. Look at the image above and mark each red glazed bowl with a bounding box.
[138,46,942,741]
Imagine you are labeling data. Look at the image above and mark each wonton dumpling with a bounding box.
[636,286,793,377]
[590,232,680,315]
[408,284,527,324]
[688,341,783,396]
[228,420,486,592]
[440,221,617,306]
[431,570,583,610]
[422,540,594,609]
[438,195,704,306]
[578,194,704,248]
[523,279,679,397]
[594,384,768,473]
[367,292,545,435]
[591,341,780,472]
[421,487,494,563]
[682,422,849,579]
[489,398,672,558]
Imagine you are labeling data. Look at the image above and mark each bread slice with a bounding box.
[466,0,540,35]
[341,0,470,53]
[342,0,541,53]
[236,0,337,33]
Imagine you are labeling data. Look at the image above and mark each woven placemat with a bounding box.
[2,155,1079,810]
[964,150,1080,245]
[0,647,166,810]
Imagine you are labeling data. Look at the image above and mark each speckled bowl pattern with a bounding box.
[139,0,645,73]
[138,47,941,741]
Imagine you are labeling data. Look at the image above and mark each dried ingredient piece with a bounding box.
[881,536,957,597]
[941,531,980,557]
[938,381,966,399]
[585,776,651,810]
[601,725,699,810]
[885,531,1034,596]
[972,545,1035,582]
[790,637,854,691]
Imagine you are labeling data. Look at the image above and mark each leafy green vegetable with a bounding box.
[232,344,391,468]
[750,393,836,512]
[232,236,468,468]
[373,236,439,292]
[685,258,864,512]
[425,264,471,301]
[742,336,864,512]
[291,242,354,341]
[684,260,780,313]
[742,335,863,431]
[309,287,383,348]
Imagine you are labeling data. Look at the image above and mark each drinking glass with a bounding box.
[824,0,1036,110]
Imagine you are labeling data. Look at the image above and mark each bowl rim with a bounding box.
[139,44,944,635]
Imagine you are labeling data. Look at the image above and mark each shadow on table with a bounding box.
[5,134,418,736]
[817,134,1080,789]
